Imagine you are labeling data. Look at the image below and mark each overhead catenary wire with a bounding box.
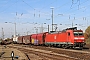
[55,0,89,19]
[21,0,35,10]
[39,0,58,11]
[20,0,75,20]
[0,0,89,18]
[0,0,11,8]
[70,0,81,9]
[0,0,19,13]
[20,0,90,25]
[0,0,89,23]
[70,0,89,10]
[55,0,90,22]
[52,0,90,19]
[21,0,60,18]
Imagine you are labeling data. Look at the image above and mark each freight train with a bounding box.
[16,27,86,49]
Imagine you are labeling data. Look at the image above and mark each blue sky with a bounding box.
[0,0,90,38]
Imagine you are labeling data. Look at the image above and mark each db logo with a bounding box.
[54,36,56,39]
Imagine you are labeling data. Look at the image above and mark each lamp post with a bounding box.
[50,7,54,31]
[2,28,4,40]
[14,23,16,38]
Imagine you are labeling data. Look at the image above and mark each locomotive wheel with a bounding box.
[62,45,66,49]
[79,47,83,50]
[62,44,69,49]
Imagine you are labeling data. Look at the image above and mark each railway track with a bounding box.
[8,45,75,60]
[8,44,90,60]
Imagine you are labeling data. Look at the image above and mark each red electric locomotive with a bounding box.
[45,27,86,49]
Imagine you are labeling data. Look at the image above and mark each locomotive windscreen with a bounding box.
[74,32,83,36]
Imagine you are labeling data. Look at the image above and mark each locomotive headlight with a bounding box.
[74,38,84,40]
[74,38,78,40]
[80,38,84,39]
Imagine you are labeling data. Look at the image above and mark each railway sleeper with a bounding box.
[0,52,5,57]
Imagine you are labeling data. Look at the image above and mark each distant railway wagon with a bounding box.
[1,39,13,45]
[17,36,23,44]
[13,37,18,43]
[23,35,31,44]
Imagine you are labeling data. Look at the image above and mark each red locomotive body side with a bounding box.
[45,31,71,45]
[23,35,31,44]
[17,36,23,44]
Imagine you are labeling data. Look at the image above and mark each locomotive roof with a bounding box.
[64,27,77,30]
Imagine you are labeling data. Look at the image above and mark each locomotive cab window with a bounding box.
[68,32,70,36]
[74,32,83,36]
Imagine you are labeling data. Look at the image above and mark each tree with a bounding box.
[84,26,90,44]
[85,26,90,38]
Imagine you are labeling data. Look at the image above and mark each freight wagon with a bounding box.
[31,34,37,45]
[36,32,48,45]
[17,36,23,44]
[23,35,31,44]
[1,39,13,45]
[13,37,18,44]
[30,32,48,45]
